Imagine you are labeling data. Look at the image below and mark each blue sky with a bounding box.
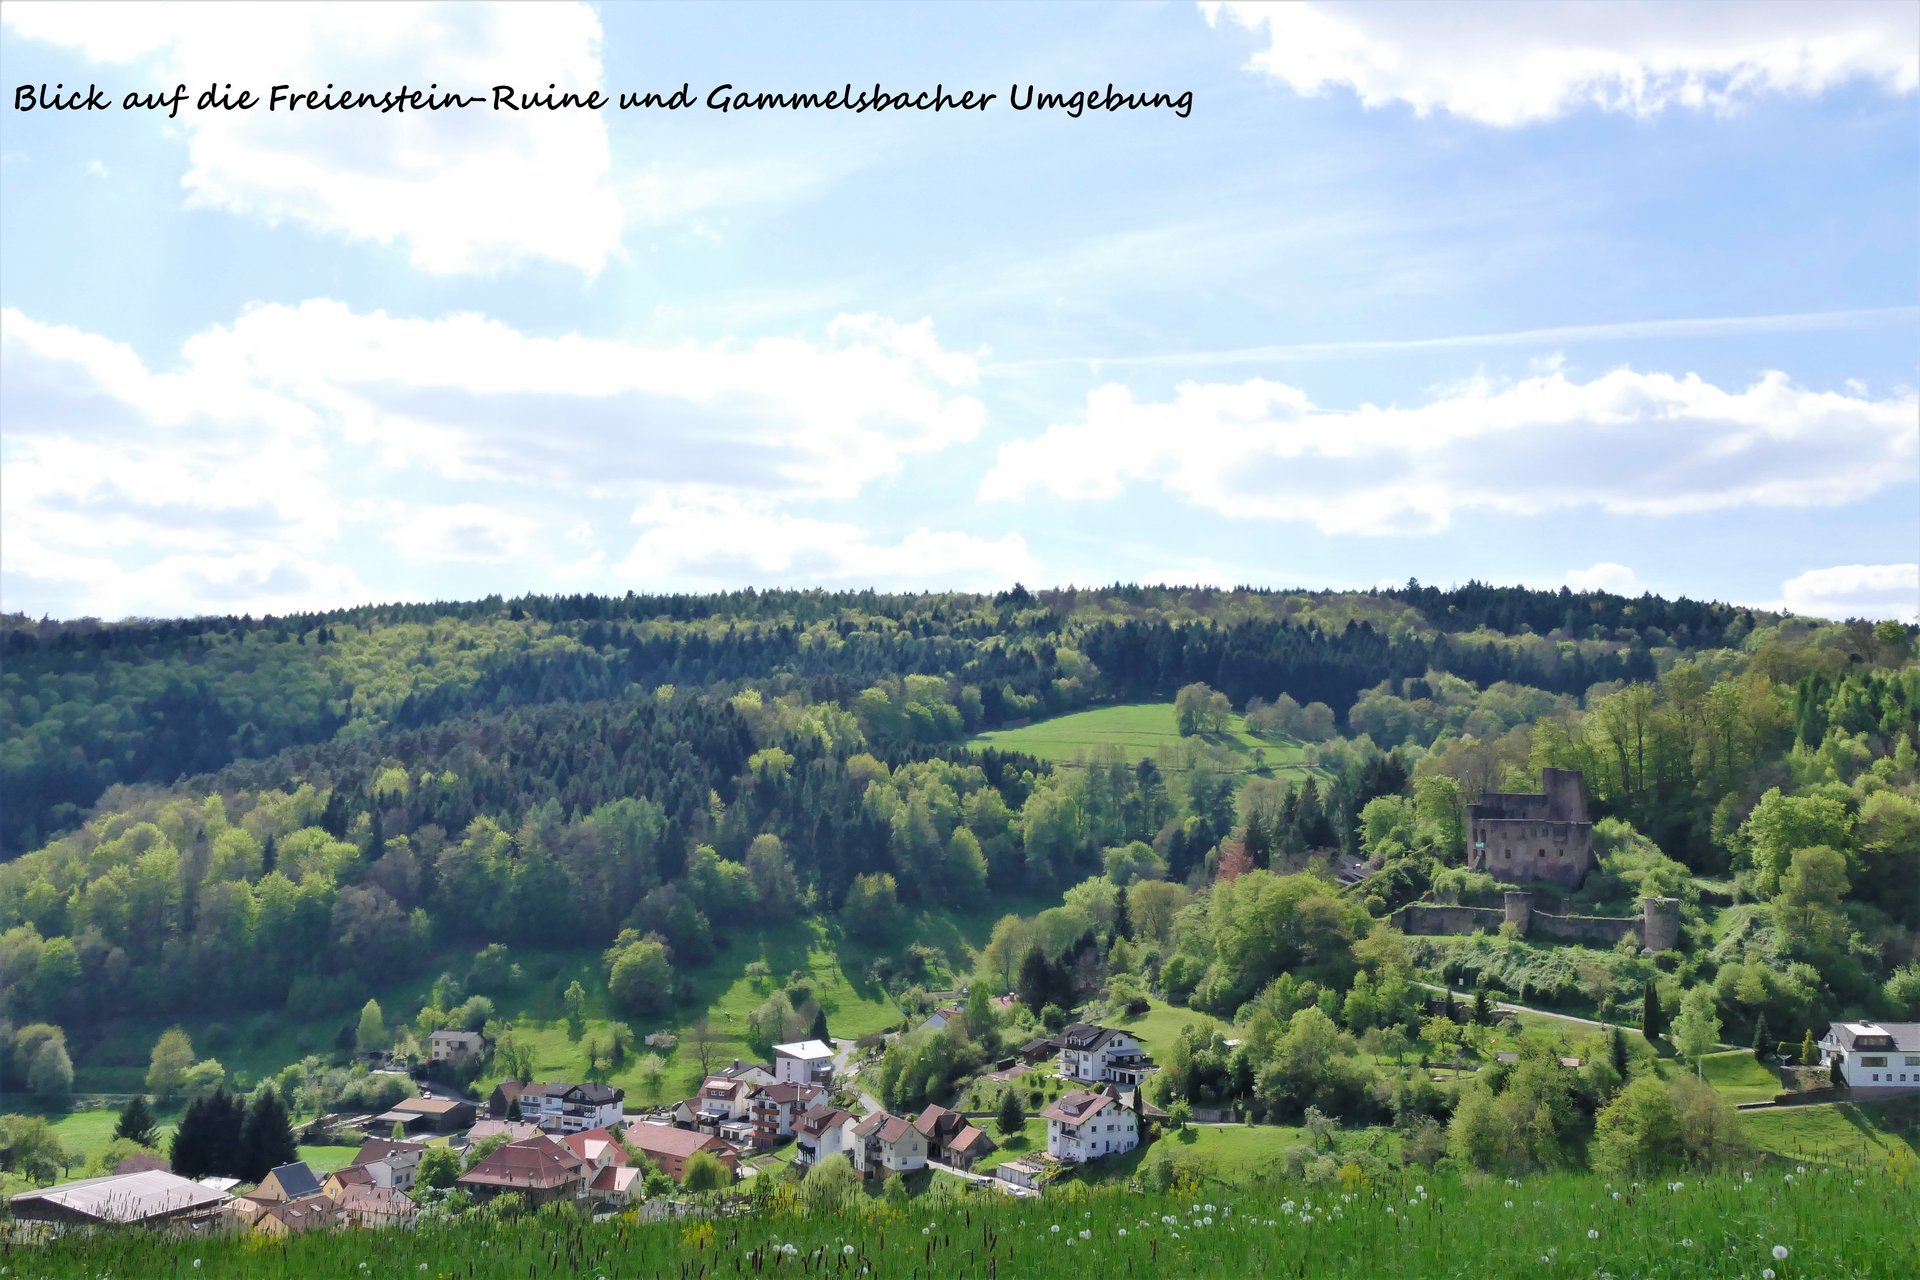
[1,0,1915,621]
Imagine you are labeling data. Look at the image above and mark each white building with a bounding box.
[1058,1024,1156,1086]
[517,1082,625,1133]
[847,1110,928,1178]
[1820,1022,1920,1091]
[429,1029,486,1066]
[772,1039,835,1087]
[1042,1086,1138,1163]
[793,1104,853,1168]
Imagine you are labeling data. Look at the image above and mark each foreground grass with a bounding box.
[970,702,1320,779]
[9,1170,1915,1279]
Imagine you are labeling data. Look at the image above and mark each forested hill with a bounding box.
[1,583,1753,857]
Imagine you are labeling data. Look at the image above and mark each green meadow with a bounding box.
[11,1170,1913,1280]
[970,702,1322,779]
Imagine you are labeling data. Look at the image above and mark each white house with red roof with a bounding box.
[1042,1085,1139,1162]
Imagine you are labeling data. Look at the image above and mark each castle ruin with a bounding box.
[1467,767,1594,889]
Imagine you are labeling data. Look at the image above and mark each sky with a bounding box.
[1,0,1916,622]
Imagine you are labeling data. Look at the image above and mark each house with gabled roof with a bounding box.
[9,1170,230,1228]
[250,1161,323,1205]
[793,1104,853,1169]
[1821,1021,1920,1091]
[488,1080,526,1118]
[750,1081,824,1148]
[337,1184,416,1230]
[623,1123,739,1183]
[1042,1085,1139,1162]
[912,1103,996,1171]
[254,1193,344,1237]
[1058,1024,1156,1087]
[348,1137,426,1191]
[848,1109,927,1179]
[560,1126,629,1174]
[517,1082,625,1133]
[429,1028,486,1066]
[457,1136,590,1207]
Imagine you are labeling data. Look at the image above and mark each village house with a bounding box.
[254,1193,345,1237]
[368,1095,476,1136]
[1058,1024,1157,1087]
[772,1039,835,1087]
[347,1137,426,1191]
[1042,1086,1139,1163]
[588,1163,642,1208]
[750,1081,825,1148]
[561,1126,629,1174]
[517,1082,625,1133]
[624,1123,739,1183]
[429,1028,487,1067]
[1466,768,1595,889]
[912,1103,995,1171]
[711,1059,778,1086]
[847,1110,928,1179]
[918,1005,964,1035]
[248,1161,323,1205]
[337,1184,417,1230]
[9,1170,231,1229]
[792,1104,854,1169]
[1821,1021,1920,1090]
[686,1075,758,1140]
[457,1136,590,1208]
[488,1080,526,1118]
[463,1118,543,1149]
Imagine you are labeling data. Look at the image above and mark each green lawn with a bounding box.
[1110,998,1230,1056]
[975,1114,1047,1171]
[1699,1050,1782,1105]
[295,1143,359,1175]
[969,702,1321,779]
[1742,1100,1919,1171]
[1080,1122,1313,1186]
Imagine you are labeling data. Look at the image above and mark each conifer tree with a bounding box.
[240,1088,298,1183]
[996,1088,1024,1137]
[1799,1028,1818,1068]
[1610,1025,1629,1079]
[1751,1011,1771,1062]
[809,1005,830,1044]
[1641,982,1663,1043]
[115,1095,160,1148]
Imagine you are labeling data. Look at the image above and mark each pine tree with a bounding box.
[1471,988,1490,1026]
[996,1088,1024,1137]
[1610,1025,1629,1079]
[809,1005,830,1044]
[1799,1028,1818,1069]
[171,1089,246,1179]
[1442,989,1457,1022]
[240,1089,298,1183]
[1641,982,1663,1043]
[1112,881,1132,940]
[115,1095,160,1147]
[1752,1011,1771,1062]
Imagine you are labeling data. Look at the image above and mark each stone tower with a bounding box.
[1466,768,1595,889]
[1640,896,1681,953]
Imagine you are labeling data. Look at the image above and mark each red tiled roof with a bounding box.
[624,1125,731,1161]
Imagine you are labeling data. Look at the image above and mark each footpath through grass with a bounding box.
[9,1170,1914,1279]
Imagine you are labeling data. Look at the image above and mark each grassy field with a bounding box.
[19,1171,1913,1279]
[1083,1122,1315,1186]
[1741,1099,1920,1171]
[1697,1050,1783,1105]
[970,702,1321,779]
[1110,998,1231,1056]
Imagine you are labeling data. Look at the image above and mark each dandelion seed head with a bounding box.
[1773,1246,1789,1260]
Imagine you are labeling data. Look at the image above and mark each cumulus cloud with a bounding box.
[3,301,996,615]
[981,367,1916,535]
[2,1,621,274]
[1779,563,1919,621]
[176,301,983,501]
[1564,562,1641,594]
[1201,0,1918,126]
[617,495,1039,591]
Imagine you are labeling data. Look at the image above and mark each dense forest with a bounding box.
[1,584,1914,1124]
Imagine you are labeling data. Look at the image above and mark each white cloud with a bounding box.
[385,504,536,563]
[2,1,621,275]
[616,495,1039,591]
[981,367,1917,535]
[1779,563,1919,621]
[1563,562,1641,594]
[187,300,984,502]
[2,301,997,615]
[1201,0,1918,126]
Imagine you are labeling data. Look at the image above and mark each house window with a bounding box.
[1861,1056,1889,1067]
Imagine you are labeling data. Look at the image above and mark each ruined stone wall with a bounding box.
[1393,904,1506,936]
[1527,911,1640,947]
